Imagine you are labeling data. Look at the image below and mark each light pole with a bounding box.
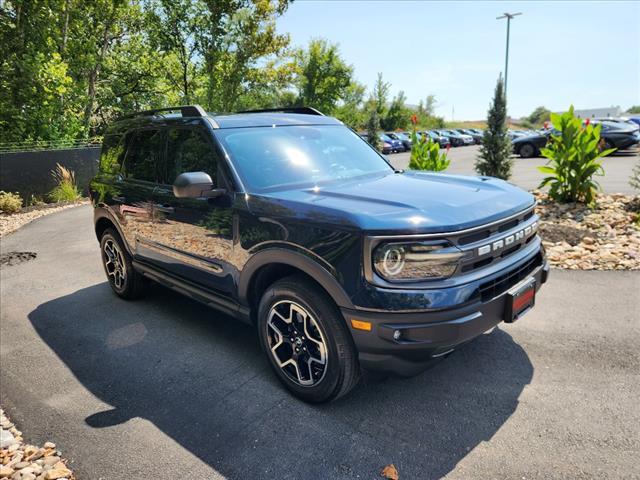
[496,12,522,100]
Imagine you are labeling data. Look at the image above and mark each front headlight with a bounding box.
[373,241,463,282]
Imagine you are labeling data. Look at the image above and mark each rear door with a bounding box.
[116,128,166,260]
[148,125,237,296]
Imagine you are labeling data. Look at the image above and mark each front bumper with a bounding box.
[342,258,550,376]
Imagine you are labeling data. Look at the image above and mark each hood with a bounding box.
[246,171,534,234]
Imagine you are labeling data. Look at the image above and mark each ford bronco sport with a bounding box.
[90,105,549,402]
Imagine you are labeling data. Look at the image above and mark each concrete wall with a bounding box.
[0,147,101,200]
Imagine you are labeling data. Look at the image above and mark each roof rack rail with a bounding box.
[236,106,325,116]
[121,105,206,120]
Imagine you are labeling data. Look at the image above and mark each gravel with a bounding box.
[0,201,89,238]
[0,409,75,480]
[535,192,640,270]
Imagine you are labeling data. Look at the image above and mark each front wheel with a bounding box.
[518,143,536,158]
[257,275,360,403]
[100,228,145,299]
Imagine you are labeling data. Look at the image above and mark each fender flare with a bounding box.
[94,206,133,256]
[237,248,355,310]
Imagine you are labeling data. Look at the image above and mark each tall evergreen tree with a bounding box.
[365,106,380,152]
[475,75,513,179]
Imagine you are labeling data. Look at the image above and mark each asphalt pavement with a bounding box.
[1,206,639,479]
[388,146,639,195]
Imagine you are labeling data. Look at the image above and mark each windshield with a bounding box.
[214,125,393,191]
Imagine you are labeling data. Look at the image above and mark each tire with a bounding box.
[99,228,145,299]
[257,275,360,403]
[518,143,536,158]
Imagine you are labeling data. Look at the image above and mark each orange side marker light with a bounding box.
[350,319,372,331]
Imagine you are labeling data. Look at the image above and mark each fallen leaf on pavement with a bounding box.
[381,463,399,480]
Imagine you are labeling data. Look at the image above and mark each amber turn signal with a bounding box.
[350,319,372,331]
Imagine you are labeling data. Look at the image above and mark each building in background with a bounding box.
[564,106,622,119]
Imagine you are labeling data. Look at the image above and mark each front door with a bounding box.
[147,125,237,296]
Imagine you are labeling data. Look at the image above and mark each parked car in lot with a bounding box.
[91,105,549,402]
[455,128,483,144]
[421,130,451,148]
[379,133,405,153]
[507,130,527,140]
[513,122,640,158]
[595,121,640,150]
[593,117,640,132]
[359,132,392,154]
[386,131,412,151]
[434,129,473,147]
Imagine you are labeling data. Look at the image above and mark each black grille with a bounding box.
[457,206,535,247]
[479,252,542,301]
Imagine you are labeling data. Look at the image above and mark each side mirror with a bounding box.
[173,172,225,199]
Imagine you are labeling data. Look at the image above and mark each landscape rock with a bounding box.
[0,410,74,480]
[534,192,640,271]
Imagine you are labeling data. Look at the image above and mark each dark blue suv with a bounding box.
[90,105,549,402]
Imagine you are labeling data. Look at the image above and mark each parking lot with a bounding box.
[388,146,639,195]
[1,206,639,479]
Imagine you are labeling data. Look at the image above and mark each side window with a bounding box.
[166,128,217,184]
[123,129,165,182]
[99,134,126,174]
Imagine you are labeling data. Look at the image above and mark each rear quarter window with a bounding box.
[99,134,126,174]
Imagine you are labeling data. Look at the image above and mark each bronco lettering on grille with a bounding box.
[477,222,538,256]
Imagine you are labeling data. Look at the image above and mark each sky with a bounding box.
[276,0,640,120]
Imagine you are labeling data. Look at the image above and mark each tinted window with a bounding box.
[165,128,217,184]
[214,125,393,191]
[99,134,126,174]
[124,129,165,182]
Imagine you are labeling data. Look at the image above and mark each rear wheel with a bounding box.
[257,275,360,403]
[100,228,145,299]
[519,143,536,158]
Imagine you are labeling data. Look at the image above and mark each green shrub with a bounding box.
[0,191,23,213]
[27,194,46,207]
[48,163,81,203]
[408,115,450,171]
[538,106,614,205]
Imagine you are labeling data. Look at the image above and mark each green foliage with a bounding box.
[626,105,640,114]
[527,106,551,126]
[27,195,46,207]
[372,73,390,118]
[538,106,614,205]
[365,108,380,152]
[334,81,366,129]
[0,191,23,214]
[294,38,353,114]
[475,75,513,180]
[381,91,410,131]
[0,1,449,141]
[630,156,640,192]
[408,118,450,172]
[48,163,82,203]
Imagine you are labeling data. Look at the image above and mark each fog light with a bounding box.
[393,329,402,340]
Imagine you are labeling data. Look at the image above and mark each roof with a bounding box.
[210,112,342,129]
[113,105,343,130]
